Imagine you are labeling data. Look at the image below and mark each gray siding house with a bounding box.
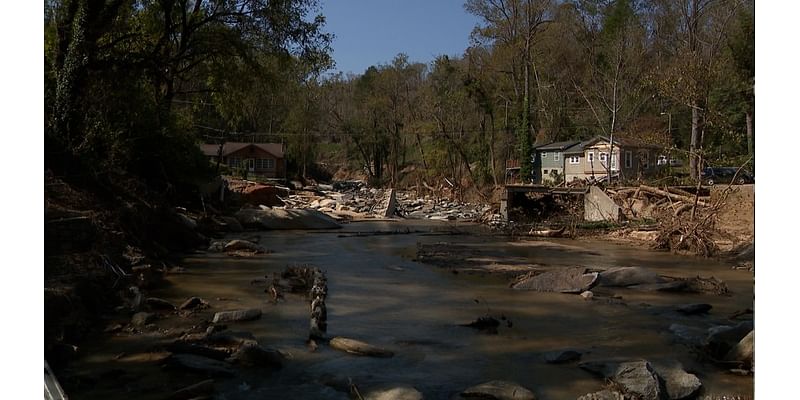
[533,141,580,185]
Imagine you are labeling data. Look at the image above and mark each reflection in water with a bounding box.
[68,221,753,399]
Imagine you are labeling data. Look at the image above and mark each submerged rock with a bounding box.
[543,349,582,364]
[212,309,262,323]
[166,342,229,361]
[460,380,535,400]
[676,303,712,315]
[511,267,598,293]
[166,354,235,377]
[597,267,663,287]
[364,386,423,400]
[168,379,215,400]
[226,343,283,368]
[329,337,394,358]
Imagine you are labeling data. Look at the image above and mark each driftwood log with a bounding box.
[638,185,709,207]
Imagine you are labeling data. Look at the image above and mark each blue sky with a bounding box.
[319,0,483,75]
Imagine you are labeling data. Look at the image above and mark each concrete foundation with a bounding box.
[584,186,620,222]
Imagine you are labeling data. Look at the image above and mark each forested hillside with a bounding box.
[45,0,753,191]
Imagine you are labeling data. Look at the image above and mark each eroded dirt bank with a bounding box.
[60,220,754,400]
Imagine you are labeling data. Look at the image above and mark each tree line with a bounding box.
[45,0,754,192]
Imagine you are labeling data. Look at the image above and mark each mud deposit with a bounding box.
[63,221,754,399]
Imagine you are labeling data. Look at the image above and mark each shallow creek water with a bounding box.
[68,220,754,399]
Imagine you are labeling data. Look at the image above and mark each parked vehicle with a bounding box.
[700,167,754,185]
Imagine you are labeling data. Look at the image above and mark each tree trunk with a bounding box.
[689,103,700,179]
[745,110,753,156]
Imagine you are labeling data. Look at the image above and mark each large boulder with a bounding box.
[597,267,663,287]
[364,386,423,400]
[212,309,262,323]
[706,321,754,358]
[235,208,341,230]
[329,337,394,358]
[652,362,702,400]
[580,360,661,400]
[460,380,535,400]
[511,267,598,293]
[239,184,288,207]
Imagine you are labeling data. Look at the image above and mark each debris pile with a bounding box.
[274,180,493,222]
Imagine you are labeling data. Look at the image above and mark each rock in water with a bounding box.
[706,321,754,358]
[364,386,423,400]
[511,267,598,293]
[576,390,625,400]
[145,297,176,311]
[329,337,394,358]
[676,303,712,315]
[597,267,663,287]
[460,380,536,400]
[223,239,265,253]
[543,349,582,364]
[212,309,262,323]
[580,360,661,400]
[179,296,208,311]
[724,330,754,366]
[169,379,215,400]
[166,354,235,377]
[226,343,283,368]
[131,312,155,326]
[652,362,702,400]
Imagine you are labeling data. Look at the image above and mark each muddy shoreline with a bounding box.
[55,220,754,400]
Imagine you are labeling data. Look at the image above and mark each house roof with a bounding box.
[200,142,285,158]
[534,140,581,151]
[563,136,660,154]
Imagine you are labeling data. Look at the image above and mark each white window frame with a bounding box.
[625,151,632,168]
[569,156,580,165]
[641,151,649,169]
[554,152,560,162]
[610,152,617,170]
[587,152,594,163]
[542,152,548,159]
[599,152,608,162]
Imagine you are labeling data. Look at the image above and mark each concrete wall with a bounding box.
[584,186,620,222]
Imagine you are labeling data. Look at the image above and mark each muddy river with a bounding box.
[66,221,754,399]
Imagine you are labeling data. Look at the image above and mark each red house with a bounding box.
[200,142,286,178]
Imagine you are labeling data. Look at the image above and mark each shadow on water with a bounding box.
[66,220,753,400]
